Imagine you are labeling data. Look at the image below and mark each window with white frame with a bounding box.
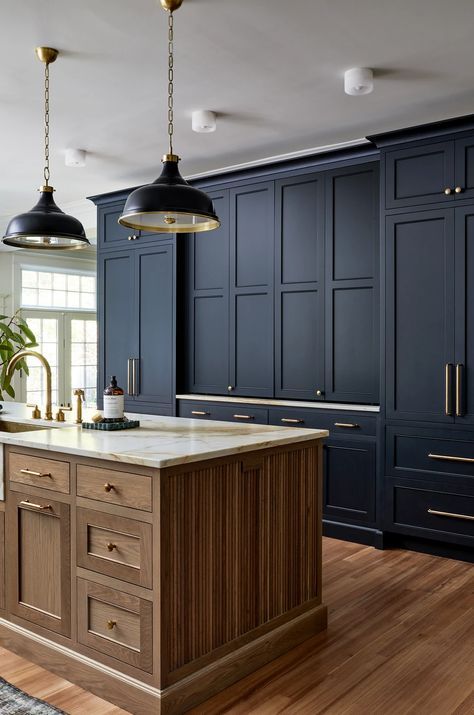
[18,267,97,409]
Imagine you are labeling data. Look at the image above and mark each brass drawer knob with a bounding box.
[106,542,117,552]
[227,385,234,392]
[106,619,117,630]
[104,482,115,492]
[315,389,324,397]
[444,187,452,195]
[455,186,463,194]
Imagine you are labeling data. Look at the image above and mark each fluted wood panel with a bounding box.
[165,444,320,673]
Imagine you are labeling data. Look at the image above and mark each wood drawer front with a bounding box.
[392,484,474,540]
[77,509,152,588]
[179,400,268,424]
[386,426,474,480]
[77,579,152,673]
[268,407,376,436]
[76,464,152,512]
[0,512,4,611]
[8,452,70,494]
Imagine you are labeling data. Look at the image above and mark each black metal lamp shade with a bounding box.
[118,158,220,233]
[2,188,90,249]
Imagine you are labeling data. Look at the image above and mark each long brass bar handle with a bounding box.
[20,468,51,478]
[334,422,360,429]
[20,500,52,511]
[456,363,463,417]
[445,363,454,416]
[428,508,474,522]
[133,358,140,396]
[191,410,210,416]
[127,359,133,396]
[281,418,304,424]
[428,452,474,464]
[233,414,254,420]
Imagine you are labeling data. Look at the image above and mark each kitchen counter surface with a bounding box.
[0,402,327,470]
[176,394,380,412]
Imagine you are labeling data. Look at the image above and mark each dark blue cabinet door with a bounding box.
[186,191,230,394]
[229,183,274,397]
[325,164,379,404]
[455,206,474,424]
[135,244,175,406]
[275,174,325,400]
[323,438,376,525]
[385,142,454,209]
[454,136,474,200]
[385,210,455,422]
[98,250,136,409]
[98,201,137,250]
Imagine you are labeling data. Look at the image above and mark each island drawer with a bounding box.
[268,407,377,436]
[77,579,152,673]
[179,400,268,424]
[8,451,70,494]
[76,464,152,512]
[77,509,152,588]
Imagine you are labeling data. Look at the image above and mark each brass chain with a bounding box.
[167,11,174,155]
[43,61,50,185]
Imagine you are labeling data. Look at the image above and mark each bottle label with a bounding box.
[103,395,124,420]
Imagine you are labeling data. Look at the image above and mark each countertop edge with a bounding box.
[176,395,380,413]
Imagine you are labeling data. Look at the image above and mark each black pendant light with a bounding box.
[2,47,90,250]
[118,0,220,234]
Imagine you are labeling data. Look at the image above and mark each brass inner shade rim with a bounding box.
[118,211,221,233]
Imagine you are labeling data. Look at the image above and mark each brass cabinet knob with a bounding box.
[227,385,234,392]
[106,619,117,630]
[104,482,114,493]
[316,389,324,397]
[455,186,463,194]
[127,235,138,241]
[106,542,117,552]
[444,187,452,195]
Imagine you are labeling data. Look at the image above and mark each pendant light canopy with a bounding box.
[2,47,90,250]
[118,0,220,234]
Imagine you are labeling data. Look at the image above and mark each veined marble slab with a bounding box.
[176,394,380,412]
[0,403,327,472]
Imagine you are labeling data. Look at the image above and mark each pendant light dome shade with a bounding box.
[118,157,220,233]
[3,187,89,249]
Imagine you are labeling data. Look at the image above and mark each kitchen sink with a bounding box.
[0,420,53,433]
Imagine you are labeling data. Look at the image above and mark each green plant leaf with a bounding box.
[20,324,36,343]
[3,383,15,398]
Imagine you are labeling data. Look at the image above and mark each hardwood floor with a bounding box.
[0,537,473,714]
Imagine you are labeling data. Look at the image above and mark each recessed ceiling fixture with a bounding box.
[118,0,220,233]
[2,47,89,250]
[192,110,217,134]
[65,148,87,167]
[344,67,374,96]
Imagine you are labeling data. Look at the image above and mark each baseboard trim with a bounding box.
[323,520,385,548]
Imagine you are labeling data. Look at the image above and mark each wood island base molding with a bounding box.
[0,433,327,714]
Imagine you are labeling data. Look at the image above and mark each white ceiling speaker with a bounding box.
[192,110,217,133]
[65,148,87,167]
[344,68,374,96]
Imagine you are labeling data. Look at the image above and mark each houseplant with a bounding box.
[0,311,38,401]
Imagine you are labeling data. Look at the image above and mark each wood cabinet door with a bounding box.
[229,182,274,397]
[385,141,455,209]
[98,249,137,409]
[6,491,71,637]
[323,438,376,525]
[185,190,231,394]
[455,206,474,424]
[385,210,455,422]
[325,163,379,404]
[275,174,325,400]
[454,135,474,201]
[0,512,4,612]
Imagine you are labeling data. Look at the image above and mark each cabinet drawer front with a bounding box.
[392,484,474,539]
[77,509,152,588]
[8,452,70,494]
[77,465,152,512]
[268,407,376,436]
[386,426,474,480]
[179,400,268,424]
[77,579,152,673]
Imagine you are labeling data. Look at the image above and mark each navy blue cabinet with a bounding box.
[324,438,376,526]
[455,206,474,425]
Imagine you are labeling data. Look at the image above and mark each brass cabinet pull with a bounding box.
[334,422,360,429]
[233,414,254,420]
[227,385,234,392]
[428,453,474,464]
[191,410,209,416]
[456,363,463,417]
[316,389,324,397]
[132,358,140,396]
[281,418,304,424]
[106,542,117,552]
[445,363,453,416]
[127,358,133,396]
[20,500,52,511]
[454,186,463,194]
[106,619,117,630]
[104,482,115,492]
[20,468,51,478]
[127,235,138,241]
[428,508,474,522]
[444,187,452,195]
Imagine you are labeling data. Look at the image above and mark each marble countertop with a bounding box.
[0,402,327,470]
[176,394,380,412]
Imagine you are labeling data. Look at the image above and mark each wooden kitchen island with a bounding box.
[0,410,327,714]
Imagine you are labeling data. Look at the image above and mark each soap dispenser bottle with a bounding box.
[103,376,125,422]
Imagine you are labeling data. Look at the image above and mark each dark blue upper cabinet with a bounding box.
[385,209,455,422]
[325,164,379,404]
[454,136,474,200]
[455,206,474,424]
[98,201,136,250]
[229,183,274,397]
[275,174,325,400]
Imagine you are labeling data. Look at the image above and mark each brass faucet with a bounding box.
[6,350,53,421]
[73,388,84,424]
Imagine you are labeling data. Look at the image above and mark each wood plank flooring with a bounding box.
[0,537,473,714]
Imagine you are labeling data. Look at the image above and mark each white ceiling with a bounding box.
[1,0,474,242]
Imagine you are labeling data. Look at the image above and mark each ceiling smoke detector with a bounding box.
[192,110,217,133]
[65,148,86,167]
[344,68,374,96]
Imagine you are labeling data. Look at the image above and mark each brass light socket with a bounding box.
[35,47,59,65]
[162,153,180,163]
